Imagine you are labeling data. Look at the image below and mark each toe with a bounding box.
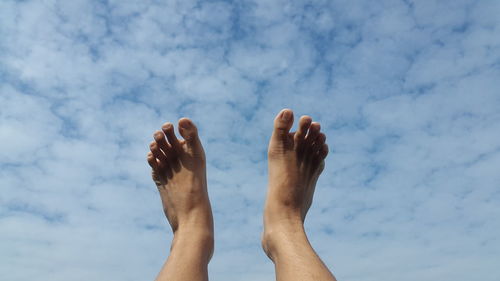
[150,141,167,163]
[294,115,312,149]
[153,130,175,159]
[150,141,173,178]
[147,152,163,184]
[147,152,159,171]
[178,118,204,156]
[318,143,329,159]
[162,122,181,151]
[178,118,198,141]
[272,108,294,141]
[305,122,321,145]
[313,133,326,154]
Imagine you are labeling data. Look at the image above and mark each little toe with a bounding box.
[150,141,168,164]
[294,115,312,149]
[312,133,326,154]
[147,151,159,172]
[162,122,181,151]
[318,143,329,159]
[147,151,165,183]
[150,141,173,178]
[272,108,294,142]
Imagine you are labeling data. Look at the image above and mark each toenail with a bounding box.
[281,110,292,121]
[162,123,173,130]
[179,119,192,129]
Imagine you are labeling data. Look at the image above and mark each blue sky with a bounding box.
[1,0,500,280]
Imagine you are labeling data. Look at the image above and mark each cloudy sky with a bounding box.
[1,0,499,280]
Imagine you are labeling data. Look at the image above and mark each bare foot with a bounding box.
[147,118,214,259]
[262,109,328,259]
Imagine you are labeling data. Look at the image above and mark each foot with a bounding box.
[147,118,214,258]
[262,109,328,259]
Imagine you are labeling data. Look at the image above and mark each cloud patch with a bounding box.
[1,0,499,280]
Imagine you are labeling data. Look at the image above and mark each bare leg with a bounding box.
[147,118,213,281]
[262,109,337,281]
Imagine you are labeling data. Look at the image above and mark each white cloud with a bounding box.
[1,0,499,280]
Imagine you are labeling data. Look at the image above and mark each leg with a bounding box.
[147,118,214,281]
[262,109,337,281]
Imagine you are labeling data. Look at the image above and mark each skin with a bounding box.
[147,109,336,281]
[263,108,336,281]
[147,118,213,281]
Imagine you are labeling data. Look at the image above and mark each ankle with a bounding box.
[172,228,214,261]
[262,220,308,261]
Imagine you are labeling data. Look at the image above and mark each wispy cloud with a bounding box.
[1,0,499,280]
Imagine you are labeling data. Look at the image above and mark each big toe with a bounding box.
[178,118,204,154]
[271,109,294,141]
